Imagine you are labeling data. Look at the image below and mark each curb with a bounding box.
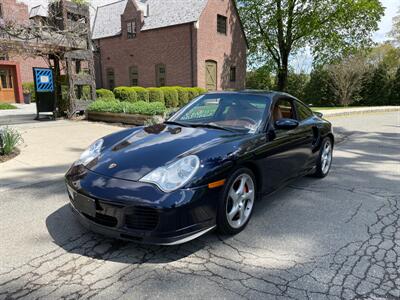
[317,106,400,117]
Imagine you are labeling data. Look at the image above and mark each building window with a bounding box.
[156,64,166,87]
[127,20,136,39]
[217,15,227,35]
[129,66,138,86]
[106,68,115,90]
[0,69,12,89]
[0,4,3,19]
[230,66,236,82]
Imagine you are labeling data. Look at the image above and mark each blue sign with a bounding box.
[34,68,54,92]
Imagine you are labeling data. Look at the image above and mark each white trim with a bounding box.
[158,226,216,245]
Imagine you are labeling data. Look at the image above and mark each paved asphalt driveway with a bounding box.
[0,112,399,299]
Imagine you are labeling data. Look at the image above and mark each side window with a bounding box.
[155,64,166,87]
[272,99,295,123]
[295,101,313,121]
[129,66,138,86]
[106,68,115,90]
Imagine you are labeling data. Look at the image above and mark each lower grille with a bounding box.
[125,206,159,231]
[83,212,118,227]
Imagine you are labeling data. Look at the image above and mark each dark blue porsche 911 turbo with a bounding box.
[65,91,334,245]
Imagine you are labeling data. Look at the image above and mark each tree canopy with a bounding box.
[238,0,384,91]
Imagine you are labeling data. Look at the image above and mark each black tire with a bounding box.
[217,168,257,235]
[312,137,333,178]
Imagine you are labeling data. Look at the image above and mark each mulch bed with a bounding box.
[0,148,20,163]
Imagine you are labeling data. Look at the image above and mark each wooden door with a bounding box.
[205,60,217,91]
[0,68,15,103]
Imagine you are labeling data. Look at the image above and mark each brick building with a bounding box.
[92,0,248,91]
[0,0,48,103]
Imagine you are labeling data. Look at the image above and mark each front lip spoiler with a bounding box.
[155,226,216,245]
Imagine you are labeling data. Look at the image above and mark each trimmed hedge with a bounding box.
[194,87,207,95]
[110,86,207,107]
[88,100,166,116]
[173,86,189,106]
[96,89,114,99]
[160,87,179,108]
[131,87,150,102]
[148,88,165,103]
[113,87,137,103]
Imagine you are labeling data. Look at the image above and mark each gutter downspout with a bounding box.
[190,22,195,87]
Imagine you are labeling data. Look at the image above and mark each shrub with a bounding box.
[96,89,114,99]
[131,87,150,102]
[173,86,189,106]
[124,101,166,115]
[160,87,179,108]
[113,87,137,103]
[186,88,199,101]
[22,82,36,102]
[88,100,166,115]
[0,127,23,155]
[147,88,164,103]
[193,87,207,95]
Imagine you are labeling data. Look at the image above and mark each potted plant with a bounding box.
[22,83,32,104]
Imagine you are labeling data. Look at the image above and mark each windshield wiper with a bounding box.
[187,122,236,132]
[164,121,190,127]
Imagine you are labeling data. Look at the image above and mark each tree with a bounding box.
[286,71,308,100]
[238,0,384,91]
[359,63,390,106]
[303,68,335,106]
[245,65,273,90]
[388,67,400,105]
[389,7,400,45]
[327,55,368,106]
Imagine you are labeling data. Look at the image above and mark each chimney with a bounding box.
[146,4,150,17]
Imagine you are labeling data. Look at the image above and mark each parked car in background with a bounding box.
[65,91,334,245]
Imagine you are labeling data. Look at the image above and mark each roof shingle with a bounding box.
[92,0,208,40]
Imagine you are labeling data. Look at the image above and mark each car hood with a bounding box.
[87,124,245,181]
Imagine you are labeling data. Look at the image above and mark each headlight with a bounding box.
[76,139,104,166]
[140,155,200,192]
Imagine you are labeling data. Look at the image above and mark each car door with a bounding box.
[293,99,320,173]
[253,97,310,193]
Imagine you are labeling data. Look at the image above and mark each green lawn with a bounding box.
[0,103,17,110]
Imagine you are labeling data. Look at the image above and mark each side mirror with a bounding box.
[314,112,323,118]
[274,118,299,130]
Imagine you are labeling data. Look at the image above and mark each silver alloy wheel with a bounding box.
[321,140,332,174]
[226,174,255,229]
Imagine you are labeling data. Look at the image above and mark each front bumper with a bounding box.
[65,166,220,245]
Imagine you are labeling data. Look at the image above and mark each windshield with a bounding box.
[170,93,271,133]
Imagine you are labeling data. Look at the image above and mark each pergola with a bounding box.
[0,0,96,117]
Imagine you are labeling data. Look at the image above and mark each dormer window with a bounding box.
[127,20,136,39]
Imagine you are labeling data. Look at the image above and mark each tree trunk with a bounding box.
[277,64,288,91]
